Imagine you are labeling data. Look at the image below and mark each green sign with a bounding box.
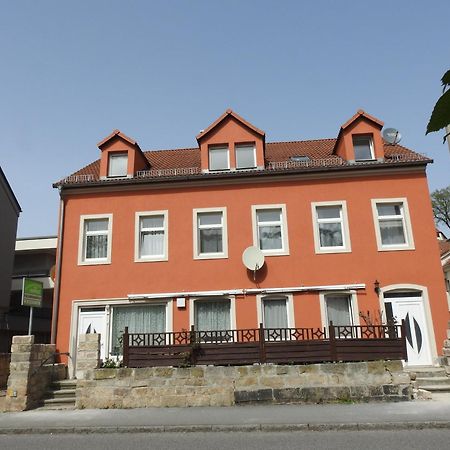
[22,278,43,308]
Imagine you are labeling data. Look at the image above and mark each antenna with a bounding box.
[382,128,402,145]
[242,246,265,281]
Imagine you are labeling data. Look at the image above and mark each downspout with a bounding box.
[51,187,65,344]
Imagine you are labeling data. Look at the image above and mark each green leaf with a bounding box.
[441,70,450,88]
[426,88,450,134]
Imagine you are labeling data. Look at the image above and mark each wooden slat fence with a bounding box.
[122,321,407,368]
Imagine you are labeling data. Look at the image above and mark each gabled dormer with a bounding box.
[98,130,149,179]
[197,109,265,173]
[333,110,385,163]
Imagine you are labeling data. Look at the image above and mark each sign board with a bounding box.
[21,278,43,308]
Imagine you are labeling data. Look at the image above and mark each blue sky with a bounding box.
[1,0,449,237]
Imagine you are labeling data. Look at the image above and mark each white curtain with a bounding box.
[198,213,223,253]
[140,216,164,257]
[195,300,230,331]
[326,296,352,326]
[85,219,108,259]
[263,298,288,329]
[111,305,166,355]
[380,220,406,245]
[319,223,343,247]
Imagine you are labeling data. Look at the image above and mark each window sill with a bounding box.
[315,247,352,254]
[194,253,228,260]
[376,245,415,252]
[78,259,111,266]
[134,256,168,263]
[260,249,290,257]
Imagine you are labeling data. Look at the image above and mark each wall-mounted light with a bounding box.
[374,280,380,295]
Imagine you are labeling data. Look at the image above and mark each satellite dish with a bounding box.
[242,246,265,272]
[382,128,402,145]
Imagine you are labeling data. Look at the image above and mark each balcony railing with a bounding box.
[122,322,406,368]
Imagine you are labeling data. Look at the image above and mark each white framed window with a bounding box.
[78,214,113,265]
[319,292,359,338]
[208,146,229,171]
[193,207,228,259]
[135,211,168,262]
[352,135,374,161]
[235,144,256,169]
[371,198,414,251]
[189,296,236,342]
[252,204,289,256]
[110,303,168,355]
[257,294,295,329]
[311,201,351,253]
[108,152,128,177]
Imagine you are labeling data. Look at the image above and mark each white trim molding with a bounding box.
[77,213,113,266]
[134,210,169,262]
[311,200,351,254]
[193,207,228,260]
[371,198,415,251]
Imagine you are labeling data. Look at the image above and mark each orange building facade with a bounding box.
[53,110,449,370]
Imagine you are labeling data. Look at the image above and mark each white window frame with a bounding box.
[109,300,172,353]
[189,296,236,330]
[352,135,375,161]
[78,214,113,266]
[107,152,128,178]
[256,294,295,328]
[319,291,360,329]
[371,198,415,251]
[208,146,230,171]
[311,201,351,254]
[251,204,289,256]
[193,207,228,259]
[134,211,168,262]
[235,143,256,170]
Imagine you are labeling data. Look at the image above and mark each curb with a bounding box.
[0,421,449,434]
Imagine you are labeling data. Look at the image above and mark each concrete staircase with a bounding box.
[409,367,450,393]
[40,379,77,410]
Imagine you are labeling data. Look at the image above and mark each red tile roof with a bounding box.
[439,239,450,257]
[56,138,430,187]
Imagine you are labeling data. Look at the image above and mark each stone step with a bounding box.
[52,380,77,390]
[42,396,76,406]
[406,368,447,378]
[37,403,75,411]
[418,385,450,392]
[415,376,450,386]
[46,389,76,399]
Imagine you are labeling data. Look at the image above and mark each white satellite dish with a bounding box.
[242,246,265,273]
[382,128,402,145]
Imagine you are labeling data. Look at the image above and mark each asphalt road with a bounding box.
[1,430,450,450]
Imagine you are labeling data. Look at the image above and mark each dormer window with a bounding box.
[209,146,229,171]
[352,135,374,161]
[236,144,256,169]
[108,152,128,177]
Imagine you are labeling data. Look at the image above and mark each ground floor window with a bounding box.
[262,296,288,328]
[194,299,231,331]
[325,294,353,327]
[110,304,166,355]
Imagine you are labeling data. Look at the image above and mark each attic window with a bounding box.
[236,144,256,169]
[352,135,374,161]
[290,155,310,163]
[209,146,229,171]
[108,153,128,177]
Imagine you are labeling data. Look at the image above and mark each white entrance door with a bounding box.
[78,309,107,361]
[389,297,432,366]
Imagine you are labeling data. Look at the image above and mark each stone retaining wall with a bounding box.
[1,335,66,412]
[0,353,10,389]
[77,360,412,409]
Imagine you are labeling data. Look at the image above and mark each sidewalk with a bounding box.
[1,395,450,434]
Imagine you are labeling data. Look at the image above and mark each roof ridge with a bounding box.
[267,138,336,145]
